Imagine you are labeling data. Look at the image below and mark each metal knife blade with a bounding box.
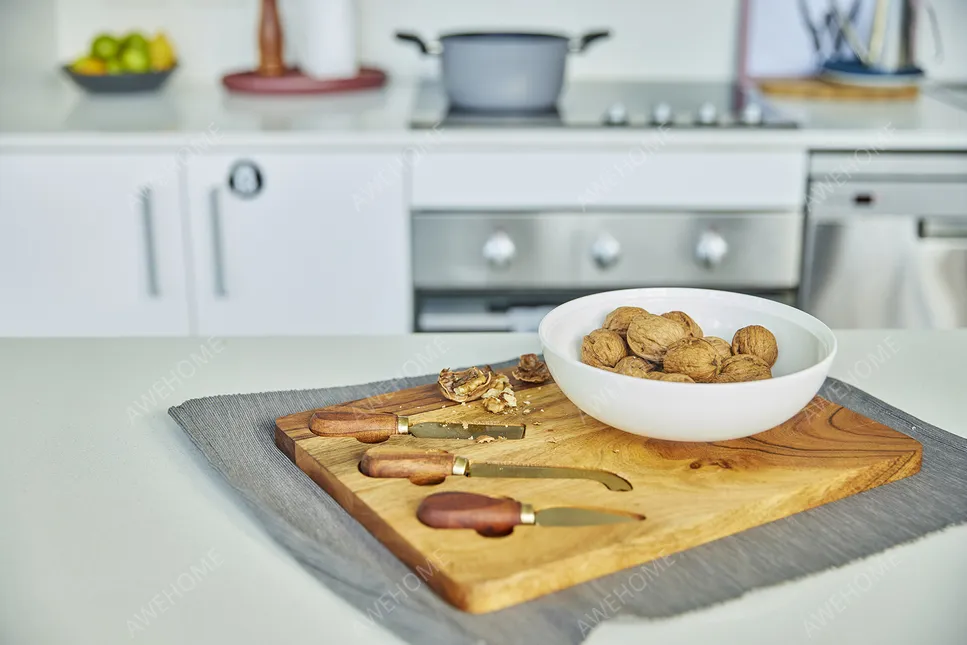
[408,422,525,441]
[467,462,632,491]
[533,506,643,527]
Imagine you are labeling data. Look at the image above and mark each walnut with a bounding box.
[645,372,695,383]
[481,374,517,413]
[626,314,687,363]
[661,311,703,338]
[704,336,733,362]
[716,354,772,383]
[437,366,494,402]
[614,356,655,379]
[731,325,779,368]
[581,329,628,369]
[663,338,722,383]
[603,306,649,338]
[512,353,551,383]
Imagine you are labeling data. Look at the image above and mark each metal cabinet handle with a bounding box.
[209,188,228,297]
[918,217,967,239]
[139,187,160,297]
[695,229,728,269]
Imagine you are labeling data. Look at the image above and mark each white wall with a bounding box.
[0,0,962,83]
[49,0,742,82]
[0,0,57,77]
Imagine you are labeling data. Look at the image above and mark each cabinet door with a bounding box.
[186,154,410,335]
[0,153,189,336]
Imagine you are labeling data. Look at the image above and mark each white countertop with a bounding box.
[1,331,965,645]
[2,74,967,151]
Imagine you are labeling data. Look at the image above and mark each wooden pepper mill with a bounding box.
[258,0,285,77]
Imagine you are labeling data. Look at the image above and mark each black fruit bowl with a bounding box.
[62,64,177,94]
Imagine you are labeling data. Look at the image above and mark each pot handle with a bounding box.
[571,29,611,54]
[395,31,442,56]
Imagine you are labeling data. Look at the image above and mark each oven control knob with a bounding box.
[651,102,673,125]
[590,233,621,269]
[697,102,718,125]
[695,230,728,268]
[740,102,764,126]
[482,230,516,269]
[603,102,629,126]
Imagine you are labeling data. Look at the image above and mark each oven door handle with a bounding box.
[918,217,967,239]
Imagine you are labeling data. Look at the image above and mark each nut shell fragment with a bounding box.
[581,329,628,369]
[663,338,722,383]
[626,314,687,363]
[437,366,494,402]
[661,311,703,338]
[732,325,779,368]
[603,306,649,338]
[716,354,772,383]
[614,356,655,379]
[704,336,733,362]
[512,353,551,383]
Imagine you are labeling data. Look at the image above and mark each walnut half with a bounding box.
[438,366,495,402]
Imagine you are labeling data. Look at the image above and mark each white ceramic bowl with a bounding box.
[538,288,837,442]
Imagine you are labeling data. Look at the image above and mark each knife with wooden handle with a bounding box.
[360,447,632,490]
[308,410,526,444]
[416,492,644,537]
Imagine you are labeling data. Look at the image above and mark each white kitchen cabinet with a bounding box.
[0,152,189,336]
[185,154,410,335]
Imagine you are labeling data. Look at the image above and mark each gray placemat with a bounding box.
[169,361,967,645]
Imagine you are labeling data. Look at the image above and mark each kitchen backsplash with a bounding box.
[1,0,964,82]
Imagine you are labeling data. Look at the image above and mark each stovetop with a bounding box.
[409,80,800,130]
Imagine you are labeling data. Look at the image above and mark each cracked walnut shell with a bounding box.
[626,313,687,363]
[603,306,649,338]
[704,336,733,362]
[614,356,655,379]
[732,325,778,368]
[581,329,628,369]
[716,354,772,383]
[663,338,722,383]
[661,311,703,338]
[512,354,551,383]
[437,366,494,402]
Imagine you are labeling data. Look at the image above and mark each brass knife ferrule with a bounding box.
[451,456,469,476]
[396,416,409,435]
[519,503,536,525]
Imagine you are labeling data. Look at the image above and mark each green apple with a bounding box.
[90,34,120,61]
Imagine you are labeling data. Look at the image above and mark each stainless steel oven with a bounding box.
[801,153,967,329]
[413,211,802,332]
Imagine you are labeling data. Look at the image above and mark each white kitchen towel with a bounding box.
[169,363,967,645]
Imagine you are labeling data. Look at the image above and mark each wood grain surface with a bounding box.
[757,77,920,100]
[275,367,922,613]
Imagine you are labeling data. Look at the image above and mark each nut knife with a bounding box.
[360,447,632,491]
[307,410,525,444]
[417,491,645,537]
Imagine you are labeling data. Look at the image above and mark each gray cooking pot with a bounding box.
[396,30,610,113]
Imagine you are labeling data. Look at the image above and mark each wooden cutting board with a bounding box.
[275,367,921,613]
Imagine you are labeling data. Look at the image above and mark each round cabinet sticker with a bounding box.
[228,161,263,198]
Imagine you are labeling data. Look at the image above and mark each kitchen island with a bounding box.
[1,331,965,645]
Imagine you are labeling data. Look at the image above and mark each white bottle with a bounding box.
[298,0,358,79]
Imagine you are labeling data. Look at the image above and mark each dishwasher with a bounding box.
[801,153,967,328]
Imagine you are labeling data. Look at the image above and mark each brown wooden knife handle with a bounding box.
[417,492,525,537]
[308,411,399,443]
[359,448,458,485]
